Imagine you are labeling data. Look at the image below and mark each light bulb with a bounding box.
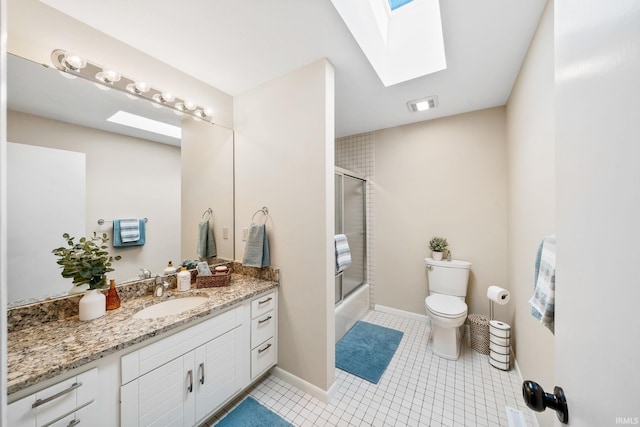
[95,69,121,84]
[175,102,185,111]
[161,91,175,103]
[183,100,196,111]
[126,81,150,95]
[62,52,86,71]
[152,91,176,104]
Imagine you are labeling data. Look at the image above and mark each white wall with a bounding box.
[181,121,234,261]
[505,1,555,425]
[374,108,508,317]
[7,111,181,285]
[234,59,335,393]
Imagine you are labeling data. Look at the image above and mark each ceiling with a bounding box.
[37,0,547,138]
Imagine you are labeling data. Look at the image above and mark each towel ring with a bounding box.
[251,207,269,224]
[202,208,213,221]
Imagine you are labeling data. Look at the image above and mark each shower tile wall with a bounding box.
[335,132,375,308]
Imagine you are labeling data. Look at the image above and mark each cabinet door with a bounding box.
[194,327,244,423]
[121,355,192,427]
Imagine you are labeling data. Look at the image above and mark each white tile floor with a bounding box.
[203,310,537,427]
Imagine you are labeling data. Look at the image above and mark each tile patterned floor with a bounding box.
[203,310,537,426]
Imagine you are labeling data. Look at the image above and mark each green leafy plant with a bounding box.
[52,232,122,289]
[429,236,449,252]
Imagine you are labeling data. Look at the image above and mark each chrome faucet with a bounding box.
[154,275,169,297]
[139,268,152,279]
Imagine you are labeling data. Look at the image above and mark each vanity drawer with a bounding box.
[8,368,98,427]
[251,337,276,379]
[251,292,275,319]
[251,311,275,349]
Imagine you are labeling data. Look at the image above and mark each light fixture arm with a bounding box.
[50,49,214,124]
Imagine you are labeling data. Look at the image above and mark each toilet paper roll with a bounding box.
[487,285,510,305]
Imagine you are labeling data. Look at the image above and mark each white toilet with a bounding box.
[425,257,472,360]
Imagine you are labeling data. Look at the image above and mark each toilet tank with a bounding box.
[425,258,471,297]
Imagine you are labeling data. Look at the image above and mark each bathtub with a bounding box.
[335,283,370,343]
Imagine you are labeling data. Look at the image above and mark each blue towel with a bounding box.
[197,220,217,258]
[529,235,556,332]
[113,219,146,247]
[335,234,352,274]
[242,223,270,268]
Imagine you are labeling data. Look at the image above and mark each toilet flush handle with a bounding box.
[426,265,433,271]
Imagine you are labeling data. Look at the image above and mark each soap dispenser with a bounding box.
[177,267,191,292]
[164,261,177,275]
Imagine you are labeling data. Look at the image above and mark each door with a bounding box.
[555,2,640,425]
[341,174,366,297]
[335,170,366,303]
[194,327,244,423]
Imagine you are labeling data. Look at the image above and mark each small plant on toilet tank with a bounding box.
[429,236,448,261]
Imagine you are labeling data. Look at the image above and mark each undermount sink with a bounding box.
[133,297,209,319]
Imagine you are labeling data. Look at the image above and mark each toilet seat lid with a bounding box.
[426,294,467,317]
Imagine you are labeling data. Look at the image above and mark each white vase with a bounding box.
[432,251,443,261]
[79,289,106,321]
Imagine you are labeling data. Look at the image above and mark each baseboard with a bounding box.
[270,366,336,404]
[512,358,540,427]
[374,304,429,322]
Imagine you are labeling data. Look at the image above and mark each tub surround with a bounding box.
[7,264,279,395]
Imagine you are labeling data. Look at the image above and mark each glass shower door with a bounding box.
[335,170,366,304]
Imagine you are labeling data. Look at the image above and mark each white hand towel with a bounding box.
[335,234,352,274]
[529,235,556,332]
[119,219,140,243]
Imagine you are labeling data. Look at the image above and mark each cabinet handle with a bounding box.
[187,370,193,393]
[258,315,272,324]
[67,419,81,427]
[32,382,83,408]
[258,343,272,354]
[199,363,205,385]
[257,297,272,305]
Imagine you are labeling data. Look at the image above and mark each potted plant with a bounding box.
[52,232,121,321]
[429,236,448,261]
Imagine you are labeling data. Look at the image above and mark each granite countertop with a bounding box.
[7,274,278,395]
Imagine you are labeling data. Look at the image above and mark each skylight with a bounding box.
[388,0,414,11]
[107,111,182,139]
[331,0,446,87]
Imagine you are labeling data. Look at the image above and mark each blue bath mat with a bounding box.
[215,396,291,427]
[336,321,404,384]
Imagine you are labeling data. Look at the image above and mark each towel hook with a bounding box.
[251,206,269,224]
[202,208,212,221]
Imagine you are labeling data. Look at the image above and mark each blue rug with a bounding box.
[336,321,404,384]
[215,397,291,427]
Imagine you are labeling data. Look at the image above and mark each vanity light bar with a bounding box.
[50,49,214,124]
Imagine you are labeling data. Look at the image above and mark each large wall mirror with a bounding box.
[6,53,234,307]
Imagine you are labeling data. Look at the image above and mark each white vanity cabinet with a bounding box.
[250,291,278,380]
[120,305,249,427]
[8,368,99,427]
